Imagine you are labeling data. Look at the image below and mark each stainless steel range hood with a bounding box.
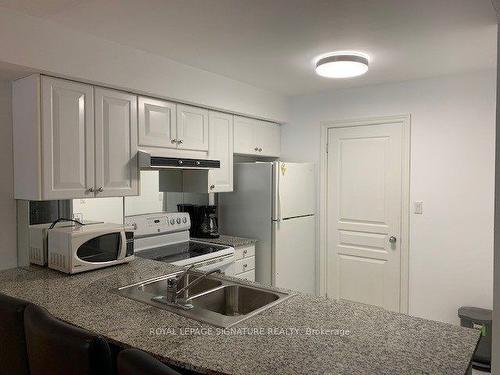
[138,150,220,170]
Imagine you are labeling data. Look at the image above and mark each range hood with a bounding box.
[138,150,220,170]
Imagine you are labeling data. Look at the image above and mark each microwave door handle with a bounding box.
[118,231,127,260]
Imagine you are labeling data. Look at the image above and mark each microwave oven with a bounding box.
[48,223,134,274]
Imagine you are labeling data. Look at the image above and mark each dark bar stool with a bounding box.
[24,303,112,375]
[117,349,181,375]
[0,293,31,375]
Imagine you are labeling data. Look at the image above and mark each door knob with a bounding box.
[389,236,397,243]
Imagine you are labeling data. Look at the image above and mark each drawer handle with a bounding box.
[243,250,247,255]
[243,264,248,268]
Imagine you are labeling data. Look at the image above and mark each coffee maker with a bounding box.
[177,204,220,239]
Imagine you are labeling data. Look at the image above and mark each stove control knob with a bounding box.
[176,217,181,224]
[170,218,175,225]
[182,217,187,224]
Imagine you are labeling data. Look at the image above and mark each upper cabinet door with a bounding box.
[176,104,209,151]
[94,88,138,197]
[138,96,177,148]
[41,76,95,199]
[233,116,257,155]
[208,111,233,192]
[258,121,281,157]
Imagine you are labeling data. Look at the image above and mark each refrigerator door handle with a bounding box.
[277,164,283,222]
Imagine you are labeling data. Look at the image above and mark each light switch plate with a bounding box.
[414,201,423,214]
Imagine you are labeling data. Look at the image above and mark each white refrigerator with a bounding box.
[219,162,316,294]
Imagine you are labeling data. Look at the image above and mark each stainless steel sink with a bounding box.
[113,270,294,328]
[191,285,280,316]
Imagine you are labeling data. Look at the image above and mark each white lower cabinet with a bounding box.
[233,244,256,281]
[13,75,139,200]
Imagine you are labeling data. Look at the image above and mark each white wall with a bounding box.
[124,171,164,216]
[0,80,17,270]
[72,197,124,224]
[282,70,496,324]
[0,9,287,123]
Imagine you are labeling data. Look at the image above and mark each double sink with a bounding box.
[114,270,295,328]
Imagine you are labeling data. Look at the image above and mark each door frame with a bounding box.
[319,114,411,313]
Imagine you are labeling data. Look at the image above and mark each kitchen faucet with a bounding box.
[157,265,221,309]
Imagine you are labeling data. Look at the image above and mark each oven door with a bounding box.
[192,254,235,276]
[75,231,126,265]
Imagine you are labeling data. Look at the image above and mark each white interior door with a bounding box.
[327,122,403,311]
[94,87,138,197]
[273,215,316,294]
[274,162,315,220]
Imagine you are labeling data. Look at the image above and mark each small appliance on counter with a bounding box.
[47,222,134,274]
[29,219,104,266]
[177,204,220,239]
[125,212,234,275]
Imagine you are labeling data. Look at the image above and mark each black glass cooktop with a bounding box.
[136,241,228,264]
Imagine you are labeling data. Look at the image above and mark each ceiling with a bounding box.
[0,0,496,96]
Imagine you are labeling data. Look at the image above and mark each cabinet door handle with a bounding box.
[210,184,215,190]
[178,139,183,144]
[97,187,104,193]
[254,147,259,151]
[243,250,247,255]
[258,148,262,152]
[87,187,95,193]
[171,139,177,144]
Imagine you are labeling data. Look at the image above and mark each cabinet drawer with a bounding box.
[234,245,255,260]
[233,256,255,274]
[236,269,255,282]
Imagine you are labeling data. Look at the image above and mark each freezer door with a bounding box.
[273,162,316,220]
[272,215,316,294]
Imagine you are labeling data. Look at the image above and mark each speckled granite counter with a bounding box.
[0,258,478,375]
[192,235,257,247]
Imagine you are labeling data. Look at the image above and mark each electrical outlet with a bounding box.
[414,201,423,214]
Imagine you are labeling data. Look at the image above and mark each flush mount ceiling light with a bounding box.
[315,52,369,78]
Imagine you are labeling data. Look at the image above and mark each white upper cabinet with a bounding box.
[258,120,281,157]
[176,104,209,151]
[208,111,233,192]
[138,97,177,148]
[94,88,138,197]
[40,76,95,200]
[13,75,139,200]
[233,116,281,157]
[233,116,256,155]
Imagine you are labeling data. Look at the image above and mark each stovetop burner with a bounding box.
[136,241,229,264]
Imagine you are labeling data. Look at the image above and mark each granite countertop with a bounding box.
[0,258,478,375]
[192,235,257,247]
